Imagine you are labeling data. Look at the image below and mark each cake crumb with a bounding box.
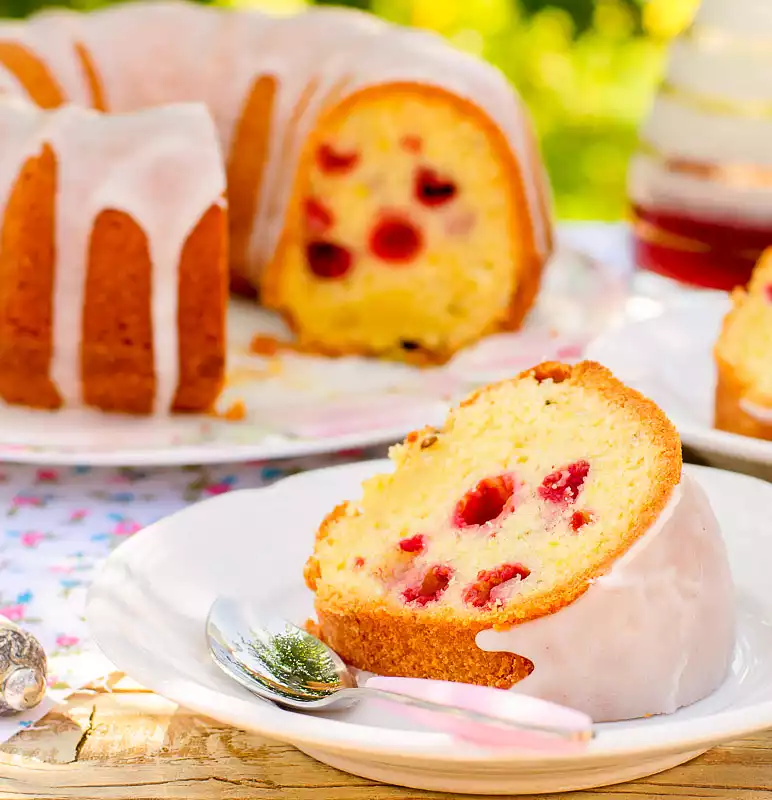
[250,334,285,357]
[220,400,247,422]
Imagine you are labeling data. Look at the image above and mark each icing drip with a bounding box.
[475,474,736,722]
[47,103,224,414]
[740,398,772,423]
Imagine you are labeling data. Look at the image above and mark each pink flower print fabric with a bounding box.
[0,447,383,741]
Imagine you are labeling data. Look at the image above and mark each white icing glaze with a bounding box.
[46,103,224,413]
[740,398,772,423]
[476,474,736,722]
[0,12,92,107]
[78,1,223,111]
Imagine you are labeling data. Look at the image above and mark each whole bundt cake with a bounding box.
[305,361,736,721]
[0,0,553,416]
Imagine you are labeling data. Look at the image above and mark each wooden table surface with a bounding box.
[2,450,771,799]
[0,674,771,800]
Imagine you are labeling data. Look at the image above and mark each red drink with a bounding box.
[632,204,770,291]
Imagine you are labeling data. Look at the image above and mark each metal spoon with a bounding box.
[206,596,594,749]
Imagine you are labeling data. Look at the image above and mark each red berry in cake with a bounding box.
[538,460,590,504]
[454,474,518,529]
[570,510,594,532]
[414,167,458,208]
[369,214,423,264]
[316,143,359,174]
[398,533,426,553]
[304,197,335,234]
[353,556,365,569]
[306,241,353,279]
[462,563,531,608]
[402,564,454,606]
[400,135,422,154]
[765,284,772,303]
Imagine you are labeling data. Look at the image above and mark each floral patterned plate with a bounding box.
[0,242,629,466]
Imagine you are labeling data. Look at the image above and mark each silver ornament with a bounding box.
[0,617,46,715]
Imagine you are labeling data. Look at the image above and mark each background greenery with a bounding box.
[0,0,700,220]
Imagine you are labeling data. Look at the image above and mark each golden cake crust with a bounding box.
[305,361,682,687]
[713,253,772,440]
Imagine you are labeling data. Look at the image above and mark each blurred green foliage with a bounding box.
[0,0,699,220]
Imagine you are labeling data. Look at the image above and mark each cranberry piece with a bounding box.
[538,460,590,504]
[306,241,353,279]
[400,135,422,154]
[304,197,334,234]
[570,510,594,532]
[399,534,426,553]
[402,564,454,606]
[316,143,359,174]
[369,215,423,264]
[454,474,517,529]
[463,563,531,608]
[353,556,365,569]
[414,167,457,208]
[765,284,772,303]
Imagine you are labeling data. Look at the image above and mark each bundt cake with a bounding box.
[714,248,772,439]
[628,0,772,290]
[0,1,552,416]
[304,361,736,721]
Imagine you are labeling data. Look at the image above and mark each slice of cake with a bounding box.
[305,361,735,721]
[715,249,772,439]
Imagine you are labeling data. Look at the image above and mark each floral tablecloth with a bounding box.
[0,449,386,741]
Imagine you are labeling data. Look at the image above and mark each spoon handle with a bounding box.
[360,676,593,751]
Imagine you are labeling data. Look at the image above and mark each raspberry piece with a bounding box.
[306,241,353,279]
[414,167,457,208]
[454,474,518,528]
[304,197,334,234]
[369,215,423,264]
[353,556,365,569]
[402,565,454,606]
[570,510,594,532]
[538,460,590,504]
[400,135,422,154]
[316,143,359,174]
[398,534,426,553]
[463,563,531,608]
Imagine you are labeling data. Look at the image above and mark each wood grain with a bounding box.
[0,675,771,800]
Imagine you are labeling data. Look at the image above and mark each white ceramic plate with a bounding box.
[86,459,772,795]
[586,292,772,479]
[0,242,628,466]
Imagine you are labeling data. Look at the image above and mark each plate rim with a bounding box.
[86,459,772,764]
[585,296,772,466]
[0,423,411,467]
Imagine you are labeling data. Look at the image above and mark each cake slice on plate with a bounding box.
[305,361,735,721]
[715,249,772,440]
